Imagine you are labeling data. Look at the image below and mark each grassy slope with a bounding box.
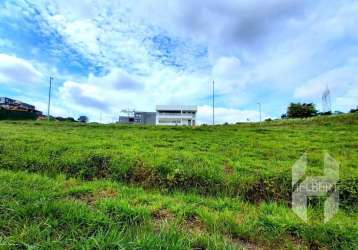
[0,114,357,204]
[0,114,357,249]
[0,170,357,249]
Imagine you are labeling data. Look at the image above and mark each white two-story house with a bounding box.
[156,105,197,126]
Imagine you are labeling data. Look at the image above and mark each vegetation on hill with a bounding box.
[0,114,357,249]
[0,170,357,249]
[0,108,38,120]
[286,102,318,118]
[0,114,357,206]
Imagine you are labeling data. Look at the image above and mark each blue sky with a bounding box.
[0,0,357,123]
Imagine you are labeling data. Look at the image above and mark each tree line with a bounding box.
[281,103,357,119]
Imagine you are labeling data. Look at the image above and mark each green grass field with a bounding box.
[0,114,357,249]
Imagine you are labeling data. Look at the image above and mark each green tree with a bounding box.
[350,107,358,113]
[287,103,318,118]
[78,116,89,123]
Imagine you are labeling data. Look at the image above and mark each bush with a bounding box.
[0,109,38,120]
[319,111,332,116]
[350,107,358,113]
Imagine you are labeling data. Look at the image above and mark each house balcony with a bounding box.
[157,113,196,119]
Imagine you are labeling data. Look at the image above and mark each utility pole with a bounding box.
[48,76,53,121]
[257,102,262,124]
[322,85,332,113]
[212,80,215,125]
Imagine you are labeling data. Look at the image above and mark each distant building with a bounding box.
[156,105,197,126]
[135,112,156,125]
[0,97,43,120]
[0,97,42,116]
[0,97,36,111]
[118,111,156,125]
[117,106,198,126]
[118,116,133,124]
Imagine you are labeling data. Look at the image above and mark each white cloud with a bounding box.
[0,54,42,84]
[0,38,13,48]
[59,81,109,111]
[212,57,242,82]
[293,61,358,112]
[335,88,358,112]
[58,67,211,120]
[211,56,251,94]
[88,68,143,91]
[131,0,309,48]
[197,105,263,124]
[15,97,70,118]
[32,1,154,70]
[1,0,358,121]
[294,63,357,99]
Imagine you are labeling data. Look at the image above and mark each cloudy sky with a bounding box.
[0,0,357,123]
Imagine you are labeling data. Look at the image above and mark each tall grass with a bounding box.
[0,114,357,249]
[0,170,356,249]
[0,114,357,206]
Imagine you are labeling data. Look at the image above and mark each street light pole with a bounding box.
[48,77,53,121]
[212,80,215,125]
[257,102,262,124]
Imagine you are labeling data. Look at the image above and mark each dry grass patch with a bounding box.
[184,215,206,234]
[69,188,118,206]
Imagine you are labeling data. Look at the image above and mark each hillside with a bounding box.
[0,114,357,249]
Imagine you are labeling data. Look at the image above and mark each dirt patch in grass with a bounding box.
[224,164,235,176]
[96,189,117,199]
[231,238,265,250]
[230,234,308,250]
[69,188,118,206]
[184,215,206,234]
[191,244,207,250]
[236,214,246,225]
[62,178,80,190]
[152,208,175,222]
[243,177,291,205]
[244,180,269,203]
[152,208,175,231]
[83,155,112,180]
[128,161,158,186]
[308,240,329,250]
